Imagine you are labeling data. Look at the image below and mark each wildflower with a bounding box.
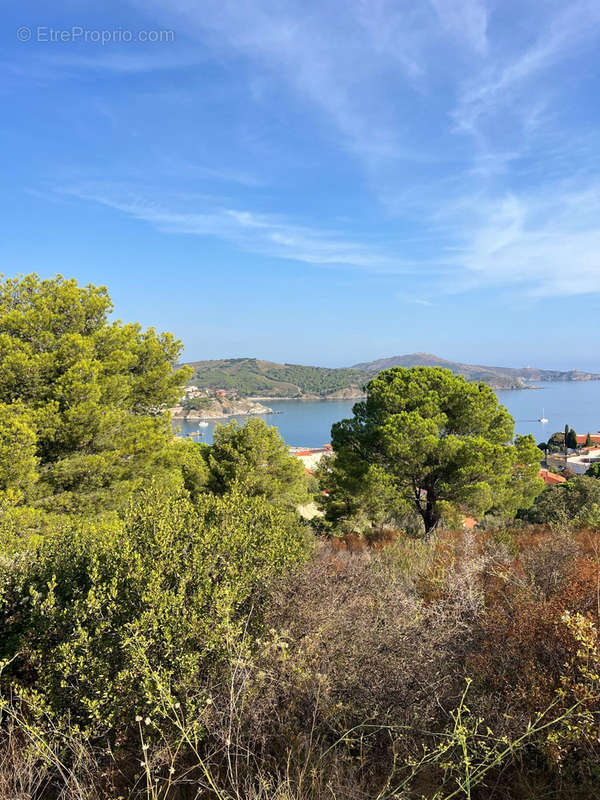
[135,715,142,722]
[145,716,151,725]
[174,701,181,709]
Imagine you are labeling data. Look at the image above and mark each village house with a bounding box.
[539,468,567,486]
[290,444,332,473]
[564,448,600,475]
[576,434,600,447]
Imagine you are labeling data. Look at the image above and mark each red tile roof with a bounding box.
[539,468,567,486]
[576,434,600,445]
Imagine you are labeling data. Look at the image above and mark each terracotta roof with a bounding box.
[539,468,567,486]
[576,434,600,445]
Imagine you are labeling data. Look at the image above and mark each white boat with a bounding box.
[538,408,549,423]
[198,421,209,427]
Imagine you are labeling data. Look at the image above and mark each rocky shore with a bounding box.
[248,387,366,401]
[171,398,273,421]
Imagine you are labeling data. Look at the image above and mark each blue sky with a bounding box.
[3,1,600,369]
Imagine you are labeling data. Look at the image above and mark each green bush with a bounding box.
[0,484,308,740]
[520,475,600,526]
[206,418,309,509]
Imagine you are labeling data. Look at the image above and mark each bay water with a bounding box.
[174,380,600,447]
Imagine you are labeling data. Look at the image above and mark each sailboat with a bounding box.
[538,408,549,423]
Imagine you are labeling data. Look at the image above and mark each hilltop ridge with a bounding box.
[182,358,366,399]
[351,353,600,389]
[183,354,600,397]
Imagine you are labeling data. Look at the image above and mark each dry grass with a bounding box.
[1,529,600,799]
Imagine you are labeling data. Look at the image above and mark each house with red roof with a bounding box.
[576,434,600,446]
[539,469,567,486]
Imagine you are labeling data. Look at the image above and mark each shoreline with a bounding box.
[247,394,366,402]
[170,399,274,422]
[173,410,274,422]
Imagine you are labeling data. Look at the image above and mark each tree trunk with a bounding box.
[422,507,440,539]
[415,491,440,539]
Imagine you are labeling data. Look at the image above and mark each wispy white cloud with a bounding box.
[63,185,415,273]
[16,0,600,302]
[453,1,600,136]
[408,297,435,306]
[61,172,600,299]
[157,156,264,188]
[445,181,600,296]
[130,0,487,163]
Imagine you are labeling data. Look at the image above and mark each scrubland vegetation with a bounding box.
[1,275,600,799]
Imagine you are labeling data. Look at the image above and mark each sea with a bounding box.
[173,380,600,447]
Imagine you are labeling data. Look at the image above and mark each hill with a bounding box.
[183,354,600,398]
[351,353,600,390]
[183,358,366,399]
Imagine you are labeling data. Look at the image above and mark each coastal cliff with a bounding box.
[171,397,273,421]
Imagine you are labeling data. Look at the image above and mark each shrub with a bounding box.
[1,527,600,798]
[206,418,309,509]
[0,484,308,741]
[520,476,600,526]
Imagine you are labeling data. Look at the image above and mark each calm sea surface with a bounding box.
[174,381,600,447]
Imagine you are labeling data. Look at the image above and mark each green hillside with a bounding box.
[184,354,600,398]
[352,353,600,389]
[183,358,366,398]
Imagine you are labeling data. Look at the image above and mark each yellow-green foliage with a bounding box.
[207,418,309,509]
[0,484,308,738]
[0,274,191,519]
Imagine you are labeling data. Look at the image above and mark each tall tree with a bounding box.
[315,456,410,536]
[547,431,565,453]
[0,274,191,515]
[326,367,543,536]
[206,418,309,509]
[566,427,578,451]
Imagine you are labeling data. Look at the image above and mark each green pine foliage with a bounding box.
[321,367,543,536]
[521,475,600,526]
[0,274,192,519]
[206,417,309,508]
[4,272,600,800]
